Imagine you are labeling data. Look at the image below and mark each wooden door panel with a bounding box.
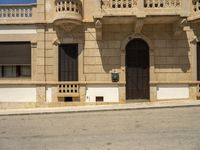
[126,39,149,100]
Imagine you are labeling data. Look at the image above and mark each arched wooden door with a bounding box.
[126,38,150,100]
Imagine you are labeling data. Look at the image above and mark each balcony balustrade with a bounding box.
[102,0,181,9]
[57,83,80,97]
[101,0,137,9]
[193,0,200,13]
[188,0,200,22]
[0,6,32,18]
[144,0,181,8]
[0,5,37,24]
[54,0,82,30]
[100,0,187,17]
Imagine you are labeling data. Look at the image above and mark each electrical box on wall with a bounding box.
[111,72,119,82]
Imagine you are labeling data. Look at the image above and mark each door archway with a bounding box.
[126,38,150,100]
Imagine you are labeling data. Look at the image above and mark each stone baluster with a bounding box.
[23,8,26,17]
[115,0,117,8]
[105,0,108,8]
[18,8,20,17]
[64,1,67,11]
[69,1,72,11]
[56,2,58,12]
[15,8,18,17]
[11,8,13,17]
[28,8,30,17]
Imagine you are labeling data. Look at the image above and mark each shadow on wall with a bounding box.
[190,23,200,44]
[153,27,191,73]
[95,24,134,74]
[96,40,121,74]
[95,23,191,76]
[55,25,85,56]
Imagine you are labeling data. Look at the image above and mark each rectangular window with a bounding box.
[0,42,31,78]
[59,44,78,81]
[0,66,31,78]
[20,66,31,77]
[3,66,17,77]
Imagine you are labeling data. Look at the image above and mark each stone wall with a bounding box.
[143,24,191,82]
[83,23,193,83]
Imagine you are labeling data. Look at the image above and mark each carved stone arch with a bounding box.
[120,33,155,101]
[120,33,154,69]
[121,33,154,52]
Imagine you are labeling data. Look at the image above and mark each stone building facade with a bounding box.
[0,0,200,108]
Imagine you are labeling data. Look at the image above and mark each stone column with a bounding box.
[80,85,86,103]
[119,84,126,103]
[184,26,198,100]
[36,85,46,104]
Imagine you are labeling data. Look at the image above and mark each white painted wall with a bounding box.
[86,85,119,102]
[46,86,52,103]
[0,25,37,34]
[0,85,37,102]
[157,84,189,100]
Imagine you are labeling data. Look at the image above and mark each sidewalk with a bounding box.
[0,100,200,116]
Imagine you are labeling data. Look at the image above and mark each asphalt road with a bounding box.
[0,107,200,150]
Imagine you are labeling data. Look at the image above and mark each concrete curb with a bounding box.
[0,100,200,116]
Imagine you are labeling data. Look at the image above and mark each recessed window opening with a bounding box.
[0,42,31,78]
[64,97,73,102]
[96,96,104,102]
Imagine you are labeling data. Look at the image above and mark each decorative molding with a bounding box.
[31,42,37,48]
[134,19,144,34]
[190,36,200,44]
[95,19,102,29]
[53,39,60,46]
[121,33,154,51]
[54,23,77,32]
[173,18,188,36]
[95,19,102,40]
[53,34,83,46]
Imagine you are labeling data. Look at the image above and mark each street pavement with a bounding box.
[0,107,200,150]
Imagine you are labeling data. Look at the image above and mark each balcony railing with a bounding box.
[55,0,81,14]
[193,0,200,13]
[100,0,186,17]
[54,0,82,26]
[0,6,33,18]
[57,83,80,97]
[144,0,181,8]
[101,0,137,9]
[187,0,200,21]
[101,0,181,9]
